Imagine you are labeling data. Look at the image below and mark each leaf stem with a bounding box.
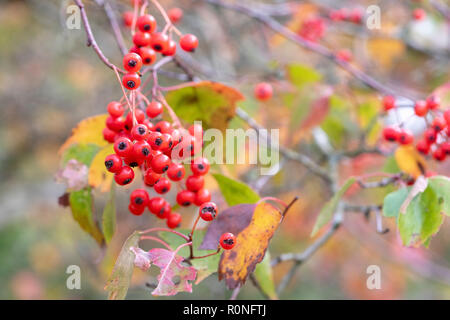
[140,235,173,250]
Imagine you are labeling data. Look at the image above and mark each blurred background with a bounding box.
[0,0,449,299]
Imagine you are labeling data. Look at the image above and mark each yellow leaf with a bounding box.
[89,144,114,192]
[395,145,426,178]
[59,114,109,155]
[218,202,282,289]
[366,39,405,70]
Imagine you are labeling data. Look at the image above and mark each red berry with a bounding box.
[143,119,154,131]
[106,116,125,132]
[133,31,151,47]
[129,203,145,215]
[188,124,203,137]
[122,73,141,90]
[107,101,124,118]
[219,232,236,250]
[186,175,204,192]
[349,8,363,24]
[336,49,352,62]
[151,154,171,173]
[176,190,195,206]
[105,154,123,173]
[413,8,426,21]
[123,153,143,168]
[424,128,437,144]
[416,140,430,155]
[180,34,198,52]
[159,133,174,152]
[129,46,140,55]
[151,33,169,52]
[382,96,395,111]
[398,129,414,145]
[154,121,172,134]
[167,163,185,181]
[139,47,156,65]
[103,127,117,143]
[426,96,440,110]
[123,53,142,73]
[130,188,149,207]
[156,202,171,219]
[433,148,446,161]
[154,177,171,194]
[168,8,183,24]
[148,131,164,150]
[166,212,182,229]
[114,137,133,157]
[161,40,176,57]
[146,101,163,118]
[114,166,134,185]
[137,14,156,33]
[199,202,218,221]
[131,124,149,141]
[123,11,134,27]
[132,140,152,160]
[432,117,446,132]
[444,109,450,126]
[191,157,210,176]
[124,109,146,130]
[254,82,273,101]
[414,100,428,117]
[148,197,167,216]
[442,142,450,155]
[194,188,211,206]
[143,168,161,187]
[382,127,399,142]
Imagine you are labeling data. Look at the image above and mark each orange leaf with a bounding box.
[394,145,426,178]
[218,202,283,289]
[59,114,109,155]
[89,144,114,192]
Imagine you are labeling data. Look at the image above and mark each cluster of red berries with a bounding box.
[381,95,450,162]
[329,8,364,24]
[298,17,326,42]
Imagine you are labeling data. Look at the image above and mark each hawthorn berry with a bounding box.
[444,110,450,126]
[129,203,145,216]
[143,168,161,187]
[426,96,440,110]
[148,197,167,215]
[123,11,134,27]
[254,82,273,101]
[416,140,430,155]
[442,142,450,155]
[151,33,170,52]
[167,163,185,181]
[146,101,163,118]
[103,127,117,143]
[133,31,151,47]
[130,188,149,207]
[114,166,134,185]
[336,49,352,62]
[154,177,171,194]
[156,202,171,219]
[162,40,177,57]
[382,96,395,111]
[194,188,211,206]
[191,157,210,176]
[154,121,172,134]
[349,8,363,24]
[398,129,414,145]
[382,127,399,142]
[106,116,125,132]
[199,202,218,221]
[424,128,437,144]
[138,47,156,65]
[129,46,140,55]
[433,148,446,161]
[105,154,123,173]
[107,101,124,118]
[413,8,426,21]
[176,190,195,206]
[131,124,149,141]
[219,233,236,250]
[167,212,182,229]
[414,100,428,117]
[180,34,198,52]
[168,8,183,24]
[186,175,204,192]
[188,124,203,137]
[137,14,157,33]
[125,109,146,128]
[151,153,171,173]
[124,153,143,167]
[122,73,141,90]
[123,53,142,73]
[114,137,133,157]
[432,117,446,132]
[132,140,152,160]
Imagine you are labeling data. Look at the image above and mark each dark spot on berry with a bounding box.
[182,201,191,206]
[145,58,151,63]
[135,197,143,205]
[168,141,173,148]
[155,127,161,132]
[144,24,150,31]
[197,164,204,170]
[125,124,130,130]
[155,138,163,146]
[142,148,150,156]
[161,187,168,193]
[154,44,162,51]
[128,60,137,67]
[176,171,182,178]
[223,238,234,245]
[138,127,146,134]
[127,81,135,88]
[129,162,138,167]
[162,165,169,172]
[105,160,113,169]
[123,178,132,184]
[118,142,127,150]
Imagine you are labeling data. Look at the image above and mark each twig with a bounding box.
[73,0,125,73]
[249,274,271,300]
[357,173,403,189]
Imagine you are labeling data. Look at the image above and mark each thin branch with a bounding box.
[249,274,271,300]
[73,0,126,73]
[357,173,403,189]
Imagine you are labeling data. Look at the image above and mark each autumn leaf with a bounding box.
[88,144,115,192]
[395,145,426,178]
[102,183,116,244]
[217,201,283,289]
[366,38,405,69]
[165,81,244,133]
[150,248,197,296]
[59,114,109,155]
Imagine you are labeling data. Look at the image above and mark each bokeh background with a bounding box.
[1,0,450,299]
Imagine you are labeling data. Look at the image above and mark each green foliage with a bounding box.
[311,177,356,236]
[212,173,260,206]
[253,252,277,299]
[102,184,116,244]
[382,187,409,218]
[61,143,100,166]
[286,64,322,88]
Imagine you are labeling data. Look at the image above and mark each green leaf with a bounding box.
[286,64,322,88]
[212,173,260,206]
[105,231,140,300]
[253,251,277,300]
[102,184,116,244]
[428,175,450,216]
[61,143,101,166]
[383,156,400,174]
[165,81,244,133]
[69,188,104,246]
[382,188,409,218]
[159,229,219,284]
[398,186,444,247]
[311,177,356,236]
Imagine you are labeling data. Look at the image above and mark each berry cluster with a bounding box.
[298,17,326,42]
[328,8,364,24]
[381,95,450,162]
